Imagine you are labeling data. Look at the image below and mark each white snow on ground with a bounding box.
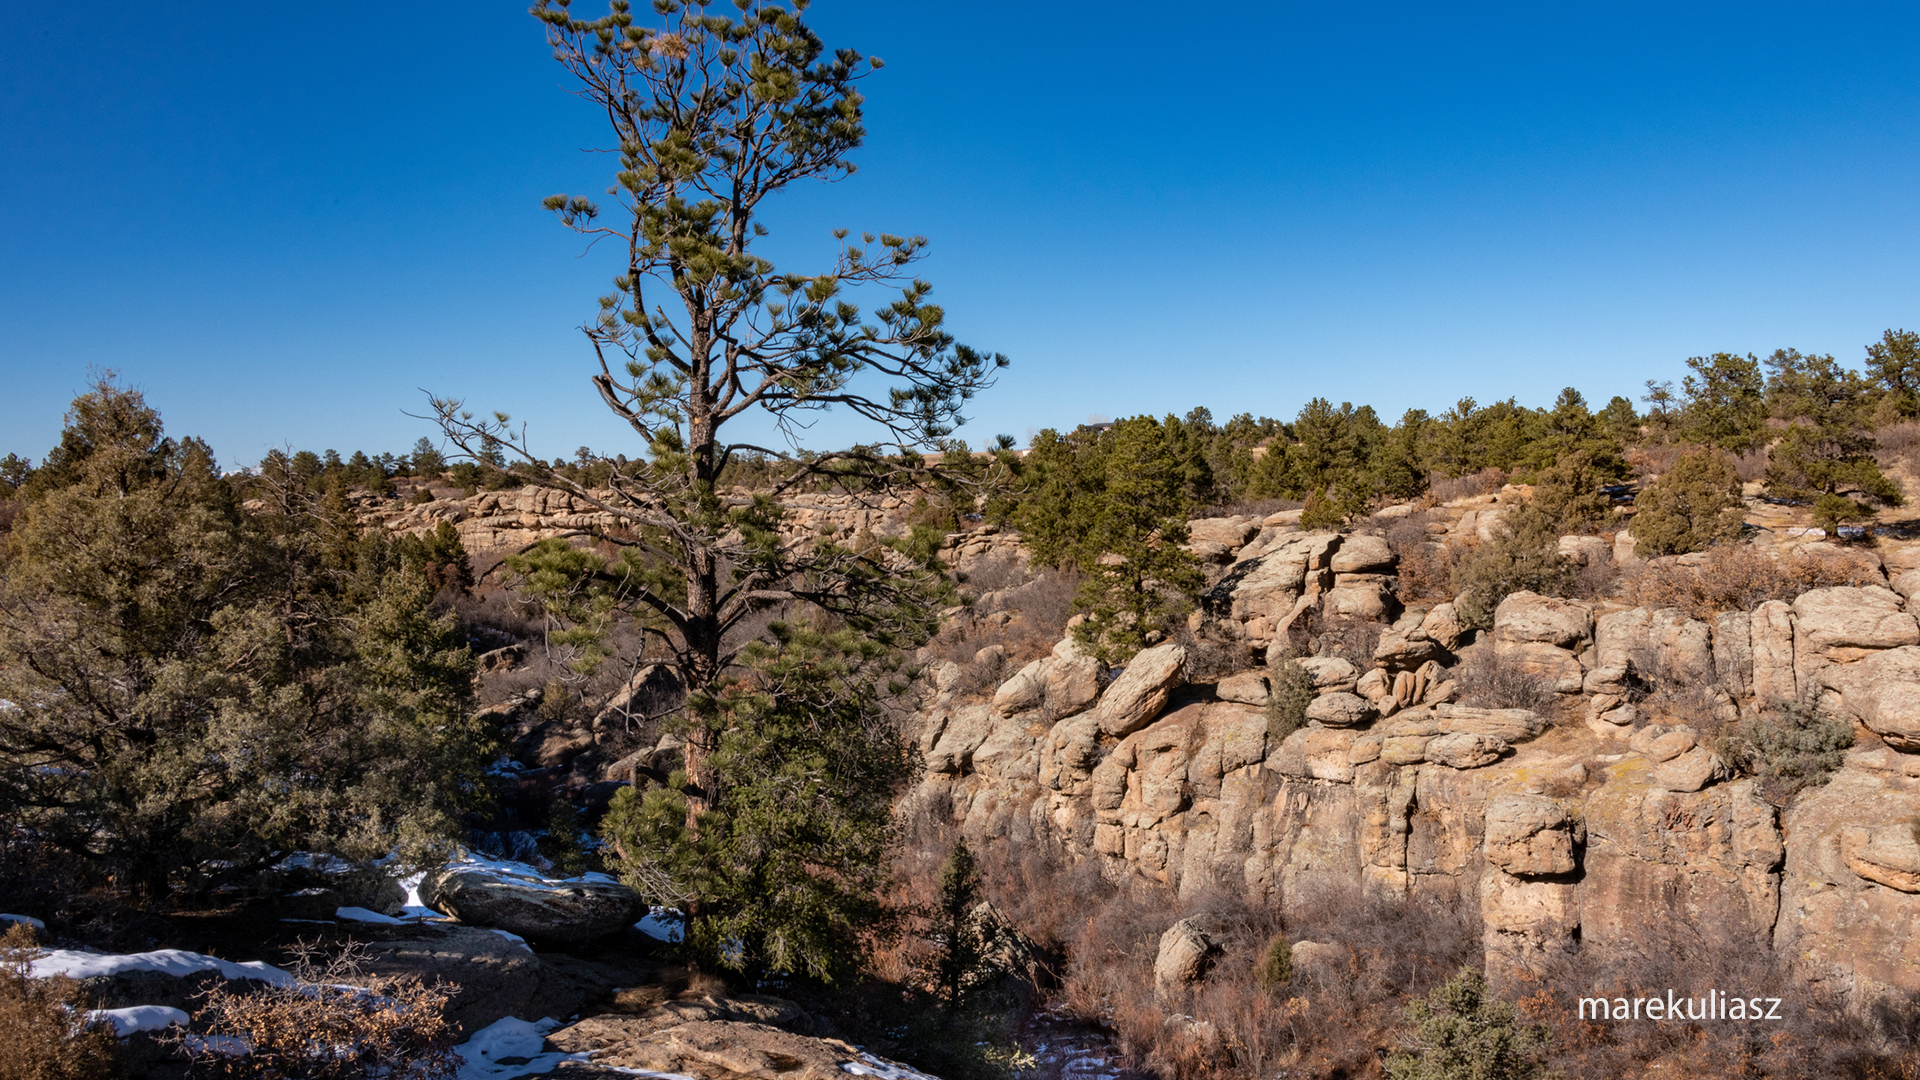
[453,1016,590,1079]
[0,913,45,931]
[335,906,411,925]
[274,852,355,875]
[87,1005,190,1036]
[445,852,621,888]
[840,1052,942,1080]
[397,870,443,919]
[486,928,532,950]
[633,907,684,943]
[31,948,295,986]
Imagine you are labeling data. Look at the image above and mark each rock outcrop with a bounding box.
[424,862,640,947]
[903,510,1920,1011]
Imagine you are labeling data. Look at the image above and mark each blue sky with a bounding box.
[5,2,1919,467]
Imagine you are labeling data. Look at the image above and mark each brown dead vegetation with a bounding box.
[182,940,460,1080]
[0,923,121,1080]
[1618,543,1881,620]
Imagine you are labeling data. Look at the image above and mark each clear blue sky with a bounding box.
[5,2,1919,468]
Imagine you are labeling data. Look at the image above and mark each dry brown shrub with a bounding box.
[184,940,459,1080]
[1395,541,1457,607]
[1618,544,1880,620]
[1626,443,1682,480]
[1320,617,1382,669]
[1428,468,1508,504]
[921,569,1084,689]
[1201,496,1301,520]
[1042,861,1485,1080]
[1877,420,1920,478]
[1732,446,1771,483]
[1509,930,1920,1079]
[0,923,120,1080]
[1456,645,1560,713]
[1568,554,1619,600]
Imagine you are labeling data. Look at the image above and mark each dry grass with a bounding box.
[1618,543,1881,620]
[1201,497,1302,520]
[1732,446,1771,483]
[0,923,120,1080]
[885,815,1920,1080]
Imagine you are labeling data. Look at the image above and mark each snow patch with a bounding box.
[486,928,532,950]
[443,852,614,889]
[335,906,411,925]
[633,907,684,943]
[30,948,296,987]
[397,871,442,920]
[453,1016,589,1079]
[0,913,46,931]
[87,1005,190,1036]
[182,1033,252,1056]
[841,1052,942,1080]
[274,852,355,875]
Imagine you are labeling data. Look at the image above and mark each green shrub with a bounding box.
[1266,655,1315,742]
[1384,966,1551,1080]
[1257,933,1293,991]
[1715,705,1853,805]
[1811,492,1874,533]
[1450,518,1571,631]
[1631,446,1744,556]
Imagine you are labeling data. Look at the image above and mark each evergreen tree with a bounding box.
[932,839,1003,1009]
[1512,449,1612,535]
[434,0,1006,807]
[1630,446,1744,555]
[1373,409,1434,501]
[1161,410,1217,511]
[1012,427,1108,570]
[0,380,489,896]
[1384,967,1551,1080]
[1597,394,1640,447]
[1677,352,1768,452]
[1526,388,1627,482]
[1761,348,1902,523]
[1451,508,1572,631]
[1069,418,1205,663]
[1641,379,1678,439]
[598,621,914,982]
[1865,328,1920,420]
[409,437,445,478]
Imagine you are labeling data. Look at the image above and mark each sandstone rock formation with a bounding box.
[900,506,1920,1013]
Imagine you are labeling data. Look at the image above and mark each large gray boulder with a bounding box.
[424,860,640,947]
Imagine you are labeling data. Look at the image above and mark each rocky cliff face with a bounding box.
[375,486,1023,572]
[909,505,1920,1009]
[390,483,1920,1008]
